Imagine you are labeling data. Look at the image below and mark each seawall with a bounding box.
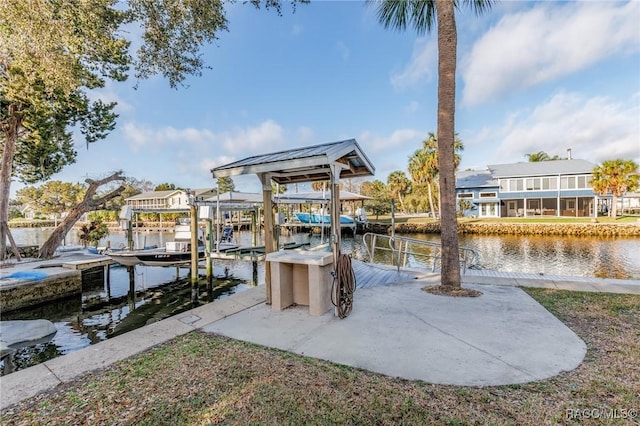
[367,222,640,237]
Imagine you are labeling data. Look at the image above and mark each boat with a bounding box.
[108,245,206,267]
[294,212,356,225]
[108,221,236,267]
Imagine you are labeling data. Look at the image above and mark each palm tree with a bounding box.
[525,151,561,162]
[408,143,438,217]
[373,0,493,290]
[591,159,639,220]
[387,170,412,212]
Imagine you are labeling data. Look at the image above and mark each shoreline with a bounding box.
[367,221,640,237]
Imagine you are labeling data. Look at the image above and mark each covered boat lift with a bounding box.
[211,139,375,317]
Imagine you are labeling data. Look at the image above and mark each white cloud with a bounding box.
[391,38,437,90]
[337,41,350,61]
[462,1,640,106]
[89,88,134,114]
[406,101,420,113]
[480,91,640,164]
[220,119,286,154]
[122,123,214,152]
[358,128,427,180]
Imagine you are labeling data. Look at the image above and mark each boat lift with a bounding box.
[211,139,375,318]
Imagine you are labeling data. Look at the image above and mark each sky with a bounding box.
[19,0,640,196]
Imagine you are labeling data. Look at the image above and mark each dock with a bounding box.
[210,242,310,261]
[1,252,114,313]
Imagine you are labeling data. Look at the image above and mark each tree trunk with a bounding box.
[435,0,461,288]
[611,195,618,220]
[39,172,126,258]
[427,181,436,218]
[0,105,21,260]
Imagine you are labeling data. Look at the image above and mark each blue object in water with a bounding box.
[2,271,48,281]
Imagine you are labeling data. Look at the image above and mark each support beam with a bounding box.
[259,173,275,305]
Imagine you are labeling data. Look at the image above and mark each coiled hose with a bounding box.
[332,253,356,319]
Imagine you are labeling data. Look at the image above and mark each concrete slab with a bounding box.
[203,281,586,386]
[44,317,194,382]
[177,288,265,328]
[596,283,640,295]
[0,364,61,410]
[227,285,267,308]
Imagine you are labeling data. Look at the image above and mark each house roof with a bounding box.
[125,190,183,200]
[488,159,596,178]
[456,169,497,189]
[204,191,263,203]
[210,139,375,185]
[274,190,372,203]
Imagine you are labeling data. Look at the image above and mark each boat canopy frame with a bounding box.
[210,138,375,304]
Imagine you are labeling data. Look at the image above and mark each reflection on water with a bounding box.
[9,226,640,280]
[2,227,639,375]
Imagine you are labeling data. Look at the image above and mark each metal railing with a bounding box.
[362,232,479,274]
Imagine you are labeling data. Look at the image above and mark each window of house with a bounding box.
[457,193,473,199]
[526,178,541,190]
[508,179,523,191]
[561,176,577,189]
[577,175,591,189]
[480,192,497,198]
[542,177,557,190]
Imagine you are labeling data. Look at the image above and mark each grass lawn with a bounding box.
[2,289,638,425]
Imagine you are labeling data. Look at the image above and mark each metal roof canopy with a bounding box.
[274,190,372,204]
[210,139,375,185]
[211,139,375,306]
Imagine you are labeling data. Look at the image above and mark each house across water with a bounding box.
[456,159,603,218]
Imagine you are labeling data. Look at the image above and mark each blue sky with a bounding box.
[32,0,640,195]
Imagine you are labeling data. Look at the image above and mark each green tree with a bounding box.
[591,159,639,220]
[387,170,411,213]
[217,176,236,193]
[525,151,561,162]
[155,183,177,191]
[361,180,390,220]
[38,171,127,257]
[78,219,109,248]
[1,0,307,259]
[272,181,288,194]
[373,0,493,291]
[457,198,473,217]
[408,132,463,218]
[16,181,86,224]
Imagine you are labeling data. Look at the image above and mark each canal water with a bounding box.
[2,227,639,375]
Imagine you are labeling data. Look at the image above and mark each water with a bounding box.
[2,227,639,375]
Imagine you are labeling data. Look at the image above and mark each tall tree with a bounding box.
[217,176,236,193]
[387,170,411,212]
[39,171,127,257]
[16,181,86,223]
[361,180,390,220]
[591,159,639,220]
[373,0,493,291]
[408,132,464,219]
[1,0,307,259]
[408,147,438,217]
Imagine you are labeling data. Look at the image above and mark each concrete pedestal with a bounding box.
[265,250,334,316]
